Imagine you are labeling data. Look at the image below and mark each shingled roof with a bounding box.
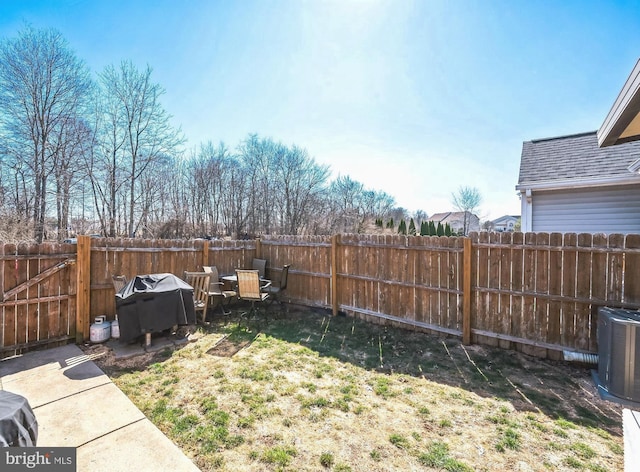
[517,131,640,189]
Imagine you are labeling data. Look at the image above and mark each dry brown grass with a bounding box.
[93,305,623,472]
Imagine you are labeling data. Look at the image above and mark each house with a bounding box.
[491,215,520,232]
[428,211,480,235]
[516,131,640,234]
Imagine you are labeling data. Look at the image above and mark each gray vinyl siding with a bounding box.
[532,184,640,234]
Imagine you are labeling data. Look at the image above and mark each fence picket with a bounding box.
[590,233,608,351]
[576,233,593,351]
[625,234,640,305]
[561,233,577,348]
[475,232,490,345]
[510,232,524,342]
[499,232,513,349]
[547,233,563,358]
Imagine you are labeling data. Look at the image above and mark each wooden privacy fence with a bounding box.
[2,232,640,360]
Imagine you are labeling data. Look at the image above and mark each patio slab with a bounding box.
[1,344,109,408]
[144,336,175,353]
[35,382,146,447]
[0,343,199,472]
[107,339,146,360]
[79,418,198,472]
[624,409,640,472]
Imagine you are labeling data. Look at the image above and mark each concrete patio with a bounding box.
[0,343,200,472]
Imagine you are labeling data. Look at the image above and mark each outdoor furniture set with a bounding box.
[111,259,291,339]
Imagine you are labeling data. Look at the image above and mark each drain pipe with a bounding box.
[563,350,599,365]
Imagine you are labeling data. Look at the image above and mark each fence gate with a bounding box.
[0,243,77,359]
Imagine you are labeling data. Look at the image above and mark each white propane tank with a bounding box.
[111,315,120,339]
[90,316,111,343]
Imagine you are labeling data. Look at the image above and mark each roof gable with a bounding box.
[428,212,479,224]
[428,212,452,222]
[517,131,640,188]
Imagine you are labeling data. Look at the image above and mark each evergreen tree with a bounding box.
[429,221,436,236]
[436,222,444,237]
[445,223,452,236]
[420,221,428,236]
[398,219,407,235]
[408,218,416,235]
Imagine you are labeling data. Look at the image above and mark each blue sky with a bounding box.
[1,0,640,220]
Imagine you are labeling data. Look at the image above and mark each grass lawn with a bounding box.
[92,305,623,471]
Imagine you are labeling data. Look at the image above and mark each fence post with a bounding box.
[331,234,338,316]
[76,235,91,343]
[462,237,472,345]
[203,240,209,268]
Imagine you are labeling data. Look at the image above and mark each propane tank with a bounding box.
[111,314,120,339]
[90,316,111,343]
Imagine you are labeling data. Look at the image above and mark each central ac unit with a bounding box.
[594,306,640,406]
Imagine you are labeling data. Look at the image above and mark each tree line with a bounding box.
[0,26,408,242]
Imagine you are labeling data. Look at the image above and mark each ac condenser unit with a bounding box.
[595,306,640,406]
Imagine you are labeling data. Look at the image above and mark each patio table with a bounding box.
[221,274,271,288]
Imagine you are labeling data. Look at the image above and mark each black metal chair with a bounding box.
[263,264,290,308]
[252,258,267,278]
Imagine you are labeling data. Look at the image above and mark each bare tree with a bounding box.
[326,176,396,233]
[237,134,277,235]
[220,158,249,237]
[273,145,329,235]
[98,61,183,237]
[50,116,94,238]
[451,186,482,236]
[135,152,176,238]
[0,26,92,242]
[200,142,235,236]
[86,84,128,237]
[413,209,429,224]
[328,175,365,232]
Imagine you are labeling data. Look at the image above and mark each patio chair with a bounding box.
[264,264,290,308]
[252,258,267,279]
[236,269,270,318]
[183,271,211,324]
[203,265,236,316]
[112,275,128,294]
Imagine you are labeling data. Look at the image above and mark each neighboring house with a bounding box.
[516,131,640,234]
[428,211,480,235]
[491,215,520,232]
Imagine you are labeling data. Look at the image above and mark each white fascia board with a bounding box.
[598,58,640,147]
[515,174,640,192]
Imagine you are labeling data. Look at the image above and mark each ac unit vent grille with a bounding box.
[597,307,640,403]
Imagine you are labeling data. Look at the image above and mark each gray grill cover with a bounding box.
[115,273,196,342]
[0,390,38,447]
